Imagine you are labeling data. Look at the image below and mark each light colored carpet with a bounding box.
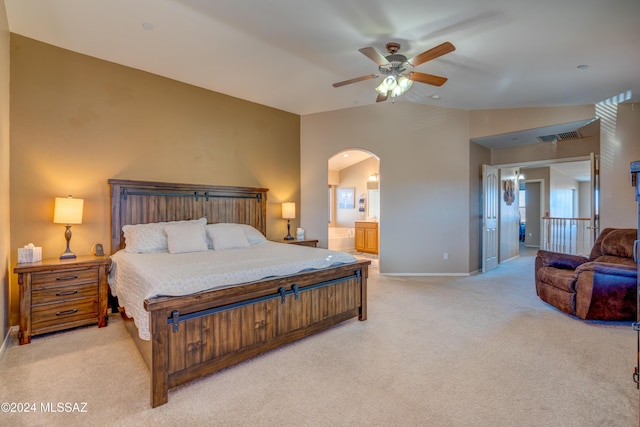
[0,249,637,426]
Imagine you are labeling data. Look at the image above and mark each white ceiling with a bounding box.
[328,150,374,171]
[5,0,640,116]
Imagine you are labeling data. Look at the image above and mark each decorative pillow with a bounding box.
[207,225,251,250]
[123,218,206,253]
[164,222,209,254]
[205,223,267,248]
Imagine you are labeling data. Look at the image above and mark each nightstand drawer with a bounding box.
[31,268,98,287]
[31,298,98,331]
[32,282,98,306]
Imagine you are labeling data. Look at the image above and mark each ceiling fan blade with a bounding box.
[408,41,455,67]
[408,72,448,86]
[332,74,378,88]
[359,47,390,66]
[376,92,388,103]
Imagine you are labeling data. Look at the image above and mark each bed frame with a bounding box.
[109,179,369,407]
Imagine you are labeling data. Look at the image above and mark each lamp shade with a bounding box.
[53,196,84,225]
[282,202,295,219]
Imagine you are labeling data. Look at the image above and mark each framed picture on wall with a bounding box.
[337,187,355,209]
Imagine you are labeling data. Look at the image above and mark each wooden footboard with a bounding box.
[145,261,369,407]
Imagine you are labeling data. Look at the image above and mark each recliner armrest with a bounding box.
[575,261,637,277]
[536,250,589,270]
[574,260,637,320]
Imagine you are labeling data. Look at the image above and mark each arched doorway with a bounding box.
[327,149,380,260]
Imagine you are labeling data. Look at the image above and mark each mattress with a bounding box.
[108,242,357,340]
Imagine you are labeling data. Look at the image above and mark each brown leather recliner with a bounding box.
[535,228,638,320]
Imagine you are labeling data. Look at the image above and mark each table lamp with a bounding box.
[282,202,295,240]
[53,196,84,259]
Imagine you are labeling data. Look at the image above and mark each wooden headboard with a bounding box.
[109,179,268,254]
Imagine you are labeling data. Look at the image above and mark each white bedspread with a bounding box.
[108,242,357,340]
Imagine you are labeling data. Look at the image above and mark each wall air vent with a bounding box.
[537,130,582,143]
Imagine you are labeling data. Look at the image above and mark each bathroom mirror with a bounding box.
[367,189,380,219]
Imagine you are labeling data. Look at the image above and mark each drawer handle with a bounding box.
[56,275,79,281]
[56,309,78,316]
[55,290,78,296]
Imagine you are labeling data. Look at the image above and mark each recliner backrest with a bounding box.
[589,228,637,260]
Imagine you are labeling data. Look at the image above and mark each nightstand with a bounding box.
[14,255,111,345]
[282,239,319,247]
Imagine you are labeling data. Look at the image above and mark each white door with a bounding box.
[482,164,499,272]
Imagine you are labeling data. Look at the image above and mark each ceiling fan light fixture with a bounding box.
[375,81,388,95]
[382,75,397,91]
[388,76,413,97]
[398,76,412,91]
[333,41,454,103]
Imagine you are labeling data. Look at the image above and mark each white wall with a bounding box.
[599,102,640,229]
[302,102,471,275]
[549,168,579,217]
[578,181,591,218]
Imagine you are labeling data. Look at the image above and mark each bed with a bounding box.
[108,179,370,407]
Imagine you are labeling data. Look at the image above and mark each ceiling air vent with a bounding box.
[537,130,582,143]
[538,135,559,143]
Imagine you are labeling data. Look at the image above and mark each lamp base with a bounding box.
[284,219,294,240]
[60,225,76,259]
[59,250,77,260]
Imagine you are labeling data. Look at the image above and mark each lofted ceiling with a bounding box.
[4,0,640,116]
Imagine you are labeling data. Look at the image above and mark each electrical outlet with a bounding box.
[443,252,448,260]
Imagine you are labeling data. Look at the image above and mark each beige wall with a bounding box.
[520,167,550,216]
[9,35,300,325]
[302,102,471,275]
[303,103,639,276]
[490,137,599,166]
[469,105,596,138]
[7,35,639,329]
[0,2,10,344]
[469,106,599,165]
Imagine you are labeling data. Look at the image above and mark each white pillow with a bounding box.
[208,225,251,250]
[205,223,267,248]
[240,224,268,245]
[123,218,206,253]
[164,222,209,254]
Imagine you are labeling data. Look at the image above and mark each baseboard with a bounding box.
[0,326,18,359]
[381,272,471,277]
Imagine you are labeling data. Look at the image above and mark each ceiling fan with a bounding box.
[333,41,455,102]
